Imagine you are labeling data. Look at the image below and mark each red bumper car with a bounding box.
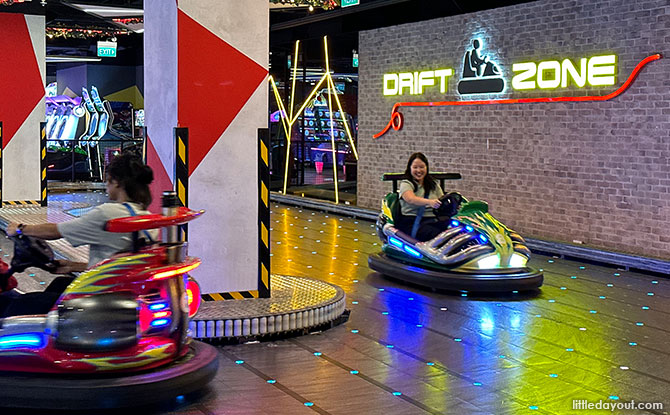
[0,192,218,410]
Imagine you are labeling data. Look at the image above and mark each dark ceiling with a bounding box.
[3,0,538,73]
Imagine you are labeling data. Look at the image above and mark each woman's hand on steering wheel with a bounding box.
[427,199,442,209]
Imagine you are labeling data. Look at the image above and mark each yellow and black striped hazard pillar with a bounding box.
[0,121,3,203]
[174,127,188,240]
[258,128,271,298]
[40,122,47,207]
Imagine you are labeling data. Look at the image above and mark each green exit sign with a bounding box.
[97,41,117,58]
[341,0,359,7]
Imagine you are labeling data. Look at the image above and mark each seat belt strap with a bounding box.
[410,188,429,238]
[122,203,154,243]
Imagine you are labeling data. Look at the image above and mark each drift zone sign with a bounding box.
[382,38,617,96]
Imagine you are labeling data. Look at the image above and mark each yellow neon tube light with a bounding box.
[268,36,359,203]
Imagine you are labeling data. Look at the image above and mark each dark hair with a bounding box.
[106,153,154,209]
[403,152,436,194]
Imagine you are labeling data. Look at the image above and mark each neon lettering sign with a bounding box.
[512,55,616,90]
[374,54,661,139]
[383,69,454,95]
[383,55,617,95]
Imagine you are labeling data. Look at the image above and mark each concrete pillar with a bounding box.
[144,0,269,296]
[0,12,45,203]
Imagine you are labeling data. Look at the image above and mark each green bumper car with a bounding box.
[368,192,543,293]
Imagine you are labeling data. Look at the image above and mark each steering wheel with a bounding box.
[434,192,464,221]
[9,234,58,274]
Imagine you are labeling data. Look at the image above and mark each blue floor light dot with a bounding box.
[392,392,402,396]
[560,287,566,290]
[548,260,554,263]
[549,374,558,378]
[636,322,644,326]
[647,292,654,296]
[176,395,185,403]
[529,405,539,410]
[352,301,358,305]
[416,324,423,328]
[571,276,577,279]
[499,355,506,359]
[579,266,586,270]
[379,288,385,292]
[566,348,574,352]
[350,370,359,374]
[652,280,658,284]
[512,290,519,294]
[607,284,613,287]
[614,273,620,276]
[609,396,619,400]
[454,338,462,342]
[408,297,414,301]
[304,402,314,407]
[267,379,276,384]
[629,342,637,346]
[642,306,650,310]
[382,312,389,315]
[548,299,556,303]
[386,345,394,349]
[351,329,359,334]
[426,362,434,366]
[235,360,244,364]
[590,310,597,314]
[313,352,322,356]
[473,382,482,386]
[599,296,606,299]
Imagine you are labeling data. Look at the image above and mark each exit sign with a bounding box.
[341,0,359,7]
[97,41,117,58]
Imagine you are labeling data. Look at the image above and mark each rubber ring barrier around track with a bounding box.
[368,253,543,292]
[0,341,219,410]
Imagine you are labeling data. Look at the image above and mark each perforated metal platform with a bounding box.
[190,274,346,339]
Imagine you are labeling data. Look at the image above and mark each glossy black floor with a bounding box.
[3,200,669,414]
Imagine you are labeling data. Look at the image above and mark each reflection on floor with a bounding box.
[5,201,670,414]
[170,205,668,415]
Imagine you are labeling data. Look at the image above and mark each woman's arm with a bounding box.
[401,189,441,209]
[7,222,62,240]
[54,259,88,273]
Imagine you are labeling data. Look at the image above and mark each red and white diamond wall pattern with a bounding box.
[0,12,44,202]
[145,0,268,295]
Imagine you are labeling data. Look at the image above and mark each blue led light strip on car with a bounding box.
[0,333,45,350]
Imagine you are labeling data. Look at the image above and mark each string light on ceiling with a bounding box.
[269,0,339,10]
[112,17,143,25]
[46,26,130,39]
[0,0,31,6]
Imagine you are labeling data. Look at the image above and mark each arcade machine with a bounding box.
[44,84,90,180]
[298,88,354,182]
[80,86,135,180]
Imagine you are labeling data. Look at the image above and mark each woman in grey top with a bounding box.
[6,153,157,272]
[396,152,451,241]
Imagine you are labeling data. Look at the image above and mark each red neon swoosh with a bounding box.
[373,54,662,139]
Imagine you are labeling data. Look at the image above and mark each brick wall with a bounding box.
[358,0,669,259]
